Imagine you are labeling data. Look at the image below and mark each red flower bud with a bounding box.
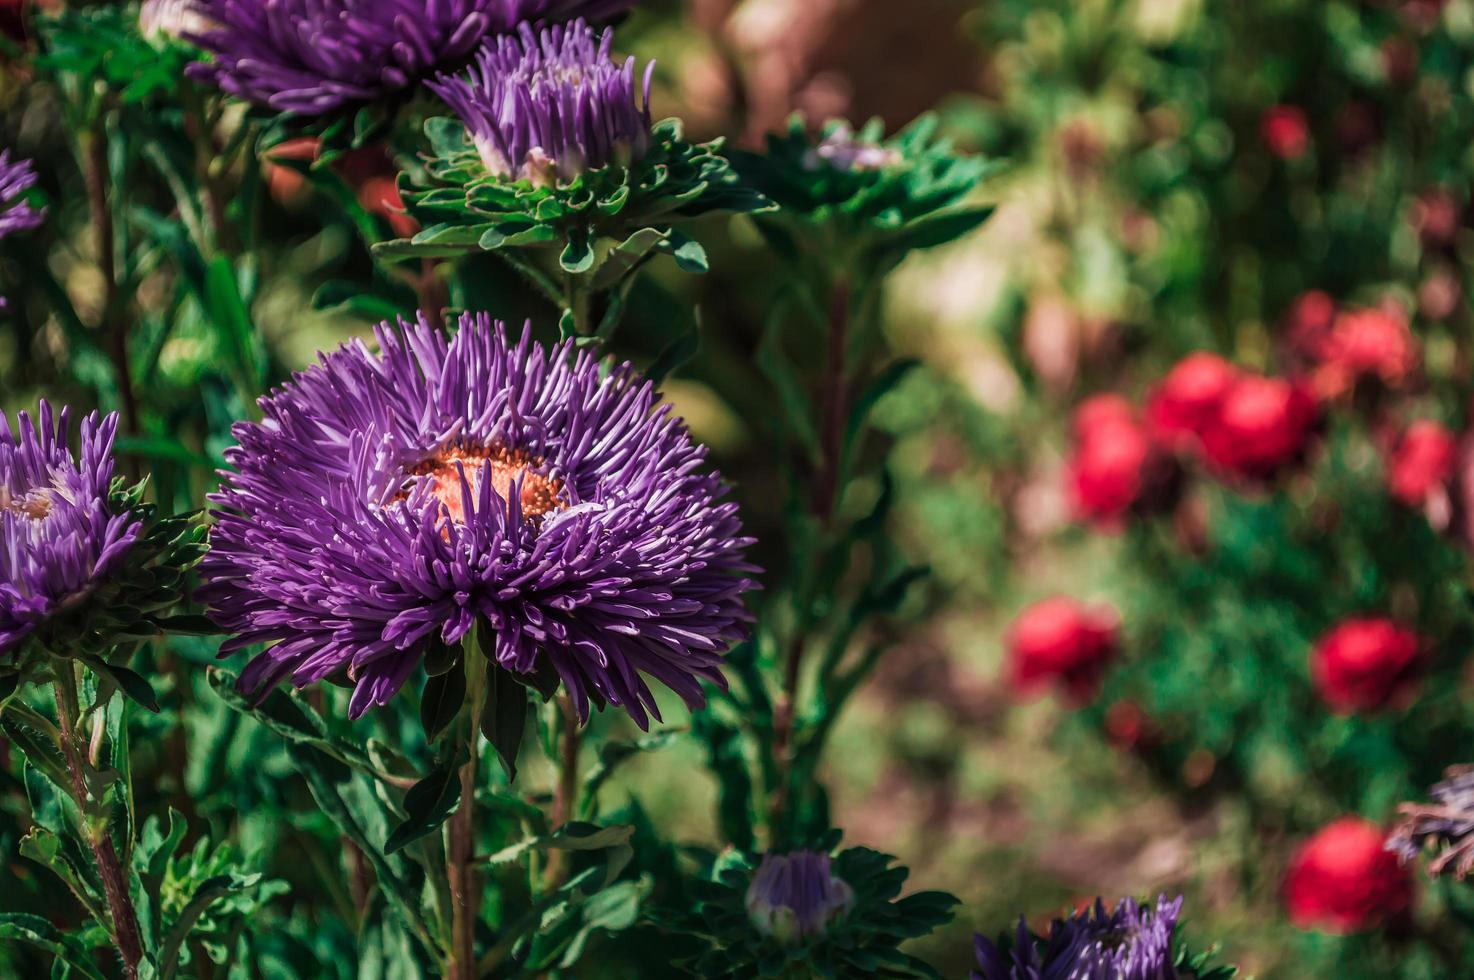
[1311,617,1423,714]
[1006,596,1120,703]
[1284,818,1412,933]
[1387,420,1456,509]
[1201,374,1319,480]
[1261,105,1310,160]
[1146,352,1239,451]
[1065,397,1153,526]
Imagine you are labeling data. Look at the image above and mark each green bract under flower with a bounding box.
[732,114,999,269]
[378,115,770,285]
[664,837,957,979]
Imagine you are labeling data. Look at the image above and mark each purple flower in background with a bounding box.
[744,851,856,944]
[973,894,1183,980]
[428,19,653,185]
[1388,764,1474,878]
[804,123,901,173]
[186,0,636,115]
[0,151,43,240]
[1,405,141,658]
[201,313,755,723]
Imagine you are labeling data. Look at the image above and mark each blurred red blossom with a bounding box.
[1284,290,1338,357]
[1201,374,1320,480]
[1284,818,1413,933]
[1380,37,1419,87]
[1261,105,1310,160]
[1066,396,1178,528]
[1006,596,1120,703]
[1311,617,1424,714]
[1145,352,1239,453]
[1307,306,1419,400]
[1386,421,1457,527]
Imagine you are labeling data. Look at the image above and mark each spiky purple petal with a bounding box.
[186,0,636,115]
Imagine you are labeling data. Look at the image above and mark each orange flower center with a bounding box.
[0,486,51,520]
[406,445,564,523]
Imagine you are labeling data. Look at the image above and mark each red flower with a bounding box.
[1310,306,1419,399]
[1146,352,1239,451]
[1284,290,1337,357]
[1284,818,1412,933]
[1006,596,1120,703]
[1201,374,1319,480]
[1066,396,1154,526]
[1261,105,1310,160]
[1311,617,1423,714]
[1387,420,1457,509]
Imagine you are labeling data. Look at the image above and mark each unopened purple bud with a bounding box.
[744,851,855,944]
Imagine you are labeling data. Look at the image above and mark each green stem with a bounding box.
[563,272,591,340]
[447,630,486,980]
[542,694,581,889]
[53,667,144,979]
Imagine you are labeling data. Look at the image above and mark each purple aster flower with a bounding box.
[744,851,856,944]
[427,19,653,186]
[201,312,755,724]
[973,895,1183,980]
[1,405,142,658]
[186,0,636,116]
[1388,764,1474,878]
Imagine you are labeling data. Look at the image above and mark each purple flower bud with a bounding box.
[428,19,653,185]
[744,851,856,944]
[804,123,901,172]
[0,151,43,240]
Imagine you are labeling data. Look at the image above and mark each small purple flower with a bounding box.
[186,0,636,116]
[1388,764,1474,878]
[428,19,653,185]
[1,405,142,658]
[804,123,901,173]
[201,313,756,724]
[0,151,43,240]
[744,851,856,944]
[973,894,1183,980]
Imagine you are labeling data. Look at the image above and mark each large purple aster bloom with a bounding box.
[1,405,142,658]
[1388,764,1474,878]
[201,313,755,724]
[428,19,653,185]
[973,895,1183,980]
[186,0,636,115]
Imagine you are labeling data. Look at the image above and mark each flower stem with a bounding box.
[769,276,851,841]
[447,632,485,980]
[543,694,582,889]
[53,667,144,979]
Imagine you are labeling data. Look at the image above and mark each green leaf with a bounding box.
[0,913,108,979]
[1,714,72,796]
[559,230,595,274]
[841,358,920,476]
[591,226,665,291]
[666,229,709,274]
[419,663,466,743]
[159,874,255,980]
[579,732,680,817]
[19,828,105,926]
[383,749,464,855]
[286,745,437,959]
[482,665,529,782]
[202,257,266,389]
[756,305,821,461]
[646,314,702,386]
[883,205,995,253]
[80,655,160,713]
[311,281,407,322]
